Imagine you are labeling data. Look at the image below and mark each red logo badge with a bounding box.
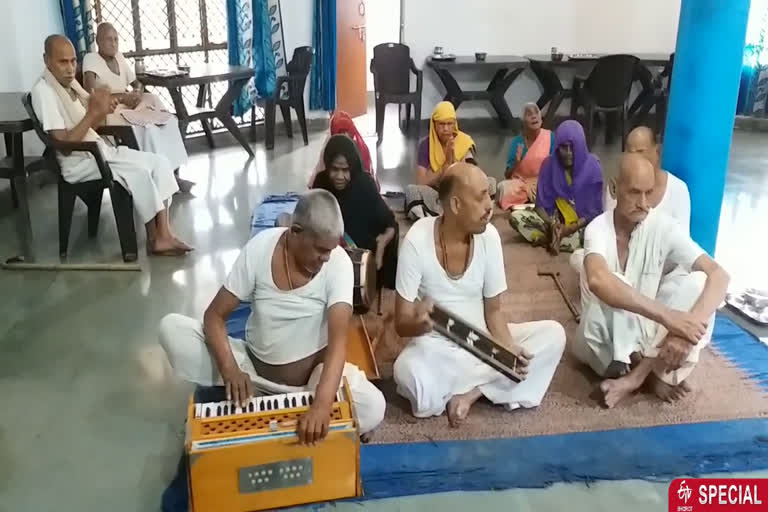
[669,478,766,512]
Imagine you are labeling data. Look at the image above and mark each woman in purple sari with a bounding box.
[509,120,603,254]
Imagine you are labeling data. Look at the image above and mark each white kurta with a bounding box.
[393,217,566,417]
[31,79,178,224]
[572,171,692,274]
[82,52,188,170]
[572,209,712,385]
[157,230,385,433]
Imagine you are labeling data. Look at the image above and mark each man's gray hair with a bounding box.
[292,189,344,239]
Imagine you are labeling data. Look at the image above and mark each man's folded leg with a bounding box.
[306,363,385,434]
[646,271,711,385]
[158,313,257,387]
[159,313,385,433]
[480,320,565,409]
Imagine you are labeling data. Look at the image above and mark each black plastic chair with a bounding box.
[628,55,674,136]
[370,43,423,143]
[571,54,640,149]
[22,93,138,262]
[253,46,313,150]
[530,59,575,129]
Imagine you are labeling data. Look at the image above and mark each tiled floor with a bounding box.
[0,109,766,511]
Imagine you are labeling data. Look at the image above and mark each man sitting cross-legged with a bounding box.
[393,162,566,427]
[32,35,191,256]
[572,154,729,408]
[159,190,385,443]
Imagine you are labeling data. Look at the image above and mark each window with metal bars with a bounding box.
[92,0,262,131]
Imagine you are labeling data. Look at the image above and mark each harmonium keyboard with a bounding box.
[185,378,361,511]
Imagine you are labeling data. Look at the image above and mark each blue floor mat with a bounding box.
[163,313,768,511]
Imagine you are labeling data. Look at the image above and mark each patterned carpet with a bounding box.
[359,211,768,443]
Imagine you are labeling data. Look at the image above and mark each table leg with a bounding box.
[168,87,190,141]
[214,77,255,157]
[487,68,524,127]
[196,84,216,149]
[9,133,34,263]
[432,68,465,109]
[4,133,19,208]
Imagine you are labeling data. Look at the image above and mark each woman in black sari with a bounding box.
[311,134,398,289]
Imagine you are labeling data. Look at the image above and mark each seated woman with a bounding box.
[509,120,603,255]
[405,101,495,219]
[496,103,555,210]
[309,111,377,189]
[311,135,398,289]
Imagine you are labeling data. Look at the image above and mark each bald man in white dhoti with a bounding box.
[393,163,566,427]
[32,35,192,256]
[83,22,191,191]
[572,154,729,408]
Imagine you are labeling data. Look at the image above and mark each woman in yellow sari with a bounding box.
[405,102,494,219]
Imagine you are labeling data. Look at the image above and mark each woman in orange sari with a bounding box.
[496,103,555,210]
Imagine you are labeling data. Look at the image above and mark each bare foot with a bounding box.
[647,374,690,403]
[599,376,640,408]
[171,237,194,252]
[151,237,187,256]
[446,388,482,428]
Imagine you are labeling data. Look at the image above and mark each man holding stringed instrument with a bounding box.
[159,190,386,443]
[393,163,566,427]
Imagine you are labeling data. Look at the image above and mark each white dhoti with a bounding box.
[572,270,713,385]
[106,93,189,171]
[62,145,178,224]
[393,320,565,417]
[158,313,386,434]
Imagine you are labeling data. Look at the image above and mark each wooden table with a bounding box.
[139,64,255,157]
[426,55,529,127]
[525,53,672,138]
[525,53,671,67]
[0,92,46,263]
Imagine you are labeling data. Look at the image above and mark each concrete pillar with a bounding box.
[662,0,751,255]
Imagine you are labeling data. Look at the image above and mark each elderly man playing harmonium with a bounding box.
[159,190,386,443]
[32,35,191,256]
[82,22,189,186]
[393,162,566,427]
[572,154,729,408]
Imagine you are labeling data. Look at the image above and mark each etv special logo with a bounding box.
[669,478,765,512]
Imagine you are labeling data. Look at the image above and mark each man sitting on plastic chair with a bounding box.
[31,35,192,256]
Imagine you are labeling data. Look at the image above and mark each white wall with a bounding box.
[0,0,64,155]
[403,0,682,118]
[366,0,401,90]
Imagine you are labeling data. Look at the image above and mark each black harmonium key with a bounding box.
[430,303,523,383]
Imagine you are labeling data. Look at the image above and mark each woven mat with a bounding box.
[359,211,768,444]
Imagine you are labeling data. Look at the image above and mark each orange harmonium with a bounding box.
[185,378,361,511]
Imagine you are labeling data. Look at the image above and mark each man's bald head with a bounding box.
[438,162,485,200]
[438,162,493,234]
[96,22,119,57]
[626,126,660,170]
[615,153,655,225]
[96,22,116,38]
[43,35,77,87]
[44,35,72,57]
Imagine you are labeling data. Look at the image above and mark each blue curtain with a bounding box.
[227,0,277,116]
[310,0,336,111]
[59,0,96,58]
